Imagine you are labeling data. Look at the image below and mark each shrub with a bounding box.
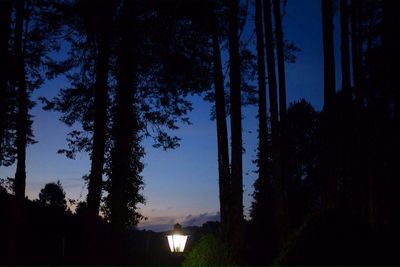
[183,234,236,266]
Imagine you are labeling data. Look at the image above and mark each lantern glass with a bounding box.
[167,234,188,252]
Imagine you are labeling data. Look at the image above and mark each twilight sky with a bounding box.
[0,0,342,232]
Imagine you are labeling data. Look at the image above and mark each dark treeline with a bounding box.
[250,0,400,265]
[1,0,214,263]
[1,0,400,265]
[0,179,220,265]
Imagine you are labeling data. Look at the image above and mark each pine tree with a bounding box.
[210,4,231,242]
[228,0,243,256]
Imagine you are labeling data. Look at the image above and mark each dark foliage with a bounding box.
[250,0,400,265]
[1,0,400,265]
[38,181,67,210]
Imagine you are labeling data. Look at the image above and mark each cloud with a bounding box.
[137,223,175,232]
[137,211,220,232]
[182,212,220,227]
[138,216,179,232]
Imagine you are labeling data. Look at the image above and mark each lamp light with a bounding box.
[166,223,188,253]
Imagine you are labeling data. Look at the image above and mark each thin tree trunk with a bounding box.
[382,0,400,234]
[273,0,287,122]
[0,0,12,159]
[14,0,28,216]
[255,0,268,198]
[339,0,352,211]
[273,0,289,244]
[349,0,364,220]
[321,0,337,210]
[322,0,336,109]
[110,0,137,234]
[228,0,243,255]
[383,0,399,88]
[263,0,280,253]
[350,0,362,101]
[340,0,351,93]
[85,1,115,260]
[210,8,231,242]
[264,0,279,166]
[12,0,28,262]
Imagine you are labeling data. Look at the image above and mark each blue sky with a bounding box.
[0,0,343,232]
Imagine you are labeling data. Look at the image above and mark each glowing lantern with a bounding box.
[166,223,188,253]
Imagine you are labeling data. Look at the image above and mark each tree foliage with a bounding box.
[39,181,67,210]
[183,234,236,267]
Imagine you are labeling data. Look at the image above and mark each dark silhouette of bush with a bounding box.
[275,210,391,265]
[183,234,236,266]
[38,180,67,210]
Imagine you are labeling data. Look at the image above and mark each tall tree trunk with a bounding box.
[322,0,336,109]
[273,0,289,244]
[340,0,351,93]
[109,0,137,235]
[273,0,287,122]
[383,0,399,90]
[350,0,362,101]
[255,0,268,210]
[0,0,12,159]
[85,0,115,260]
[210,8,231,242]
[382,0,400,235]
[264,0,279,169]
[263,0,280,254]
[349,0,365,220]
[228,0,243,255]
[14,0,28,218]
[12,0,28,262]
[339,0,352,210]
[321,0,337,210]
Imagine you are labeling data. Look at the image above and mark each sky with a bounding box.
[0,0,343,232]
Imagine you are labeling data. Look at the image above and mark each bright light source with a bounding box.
[167,234,188,252]
[166,223,188,253]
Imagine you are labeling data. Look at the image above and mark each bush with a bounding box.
[275,210,382,265]
[183,234,236,266]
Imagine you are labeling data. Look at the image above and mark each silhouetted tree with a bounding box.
[228,0,243,255]
[0,177,14,195]
[322,0,336,109]
[382,0,400,93]
[209,3,231,242]
[13,0,29,220]
[271,1,400,263]
[350,0,362,102]
[9,1,30,261]
[321,0,337,210]
[273,0,287,121]
[75,201,88,217]
[251,0,303,262]
[248,1,276,263]
[340,0,351,92]
[273,0,289,245]
[78,0,118,260]
[251,0,274,255]
[263,0,279,190]
[2,0,63,261]
[0,0,13,165]
[84,0,116,229]
[13,0,62,208]
[106,0,142,233]
[255,0,269,212]
[39,181,67,210]
[286,100,320,227]
[41,1,214,237]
